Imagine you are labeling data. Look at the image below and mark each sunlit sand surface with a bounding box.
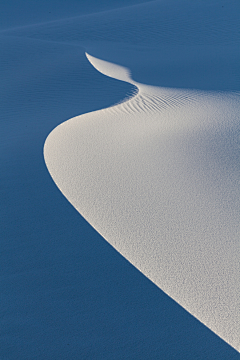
[45,54,240,351]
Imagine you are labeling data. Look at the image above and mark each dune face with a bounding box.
[44,54,240,351]
[42,0,240,351]
[2,0,240,357]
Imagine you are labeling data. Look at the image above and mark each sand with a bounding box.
[1,0,240,357]
[44,53,240,351]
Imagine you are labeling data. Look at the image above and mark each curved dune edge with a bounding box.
[44,53,240,351]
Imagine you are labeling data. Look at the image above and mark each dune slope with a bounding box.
[42,0,240,351]
[44,53,240,351]
[1,0,240,357]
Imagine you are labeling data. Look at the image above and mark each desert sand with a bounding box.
[1,0,239,358]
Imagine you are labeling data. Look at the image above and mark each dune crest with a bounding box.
[44,53,240,351]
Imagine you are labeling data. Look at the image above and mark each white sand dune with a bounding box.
[1,0,240,357]
[44,53,240,351]
[40,0,240,351]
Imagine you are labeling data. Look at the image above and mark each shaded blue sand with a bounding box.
[0,0,154,30]
[0,37,239,359]
[6,0,240,93]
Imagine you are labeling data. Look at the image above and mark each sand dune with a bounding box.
[1,0,240,357]
[44,53,240,351]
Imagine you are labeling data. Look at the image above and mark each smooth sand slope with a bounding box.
[1,0,240,358]
[44,53,240,351]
